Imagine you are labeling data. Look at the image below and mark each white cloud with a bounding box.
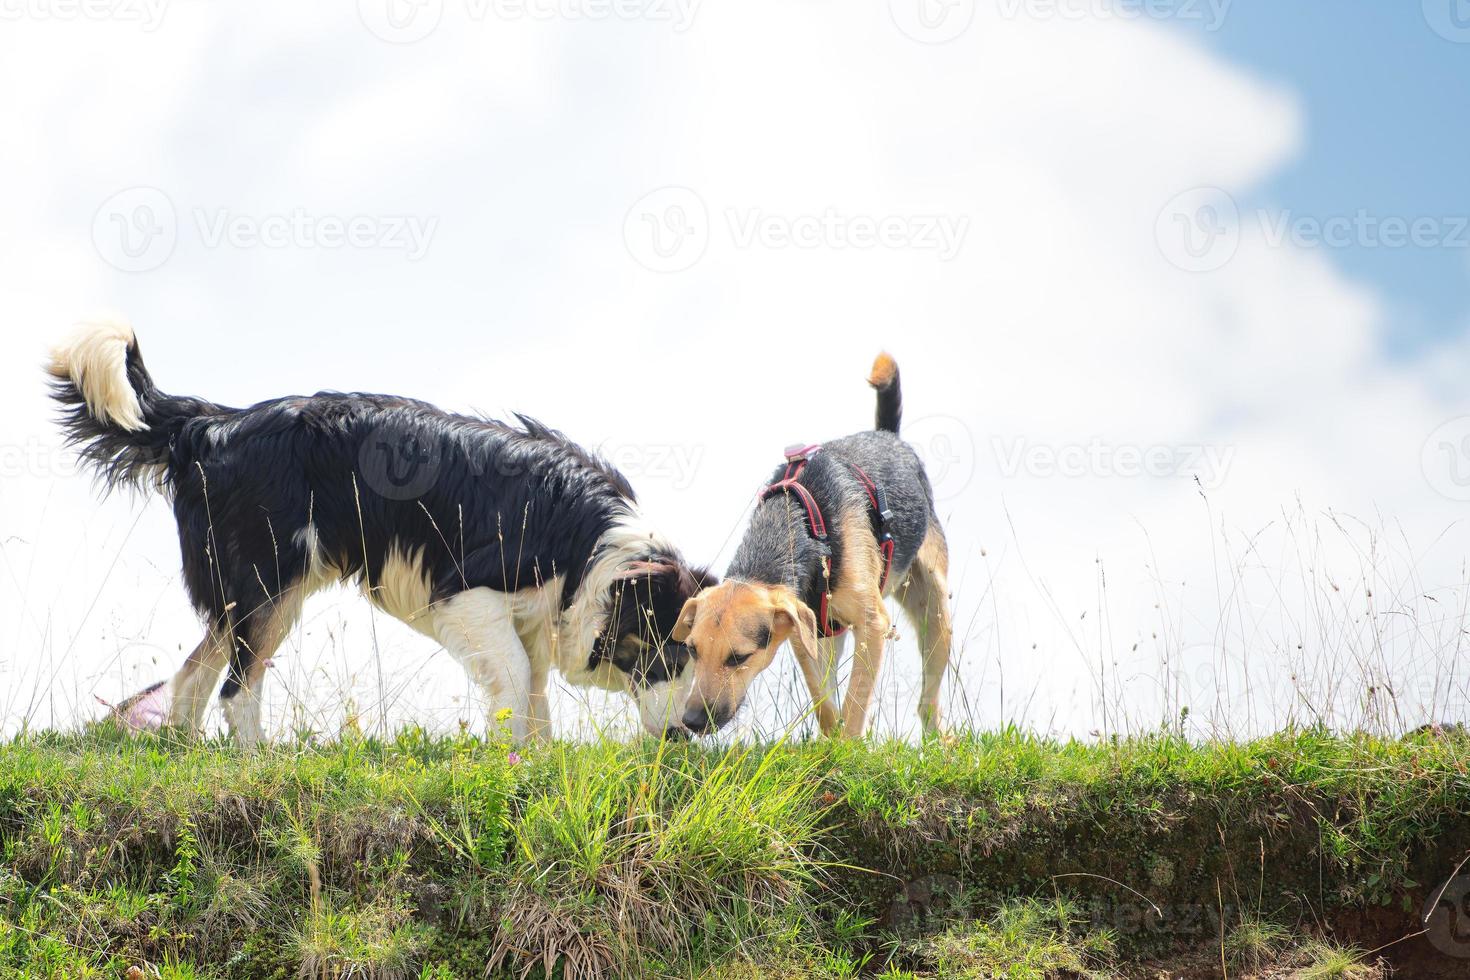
[0,3,1465,739]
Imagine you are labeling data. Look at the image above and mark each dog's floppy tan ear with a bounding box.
[671,596,700,643]
[774,596,839,735]
[772,598,817,653]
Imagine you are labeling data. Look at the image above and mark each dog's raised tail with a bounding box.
[867,351,902,434]
[46,318,179,491]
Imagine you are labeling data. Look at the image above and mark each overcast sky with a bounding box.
[1,1,1467,740]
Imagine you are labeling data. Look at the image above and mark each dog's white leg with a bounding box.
[220,677,264,749]
[513,585,562,743]
[518,617,553,743]
[165,630,231,734]
[435,588,532,743]
[525,659,551,743]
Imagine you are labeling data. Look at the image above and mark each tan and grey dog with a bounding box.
[672,354,952,737]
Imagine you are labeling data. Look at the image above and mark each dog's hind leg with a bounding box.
[434,587,533,743]
[829,509,893,738]
[899,524,953,735]
[218,583,307,749]
[839,597,891,738]
[164,629,232,735]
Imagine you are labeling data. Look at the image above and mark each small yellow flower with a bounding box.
[495,707,514,723]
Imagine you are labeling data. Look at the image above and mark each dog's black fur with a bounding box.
[51,326,710,717]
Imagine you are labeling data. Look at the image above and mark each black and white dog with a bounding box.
[49,318,712,744]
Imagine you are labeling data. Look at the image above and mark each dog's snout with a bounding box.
[681,703,719,734]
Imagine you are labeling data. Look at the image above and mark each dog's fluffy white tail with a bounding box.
[46,317,147,432]
[46,316,205,492]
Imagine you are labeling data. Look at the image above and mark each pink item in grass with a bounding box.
[104,680,172,732]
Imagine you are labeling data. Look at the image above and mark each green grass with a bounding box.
[1296,941,1382,980]
[0,724,1465,978]
[1224,914,1292,971]
[908,897,1117,979]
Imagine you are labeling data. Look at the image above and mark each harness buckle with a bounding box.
[783,443,820,464]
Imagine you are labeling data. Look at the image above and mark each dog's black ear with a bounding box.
[616,559,677,581]
[623,558,716,600]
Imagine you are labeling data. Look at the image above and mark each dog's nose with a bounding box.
[682,704,717,734]
[661,727,689,741]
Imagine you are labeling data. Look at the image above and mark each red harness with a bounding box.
[758,444,896,637]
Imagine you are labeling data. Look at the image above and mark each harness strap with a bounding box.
[849,463,897,592]
[758,453,838,635]
[758,445,898,637]
[760,476,827,540]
